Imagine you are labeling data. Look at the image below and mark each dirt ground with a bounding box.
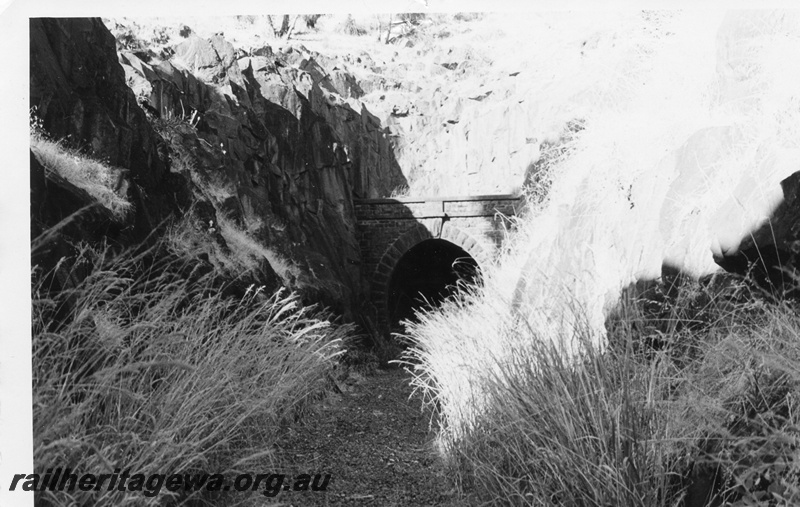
[272,367,469,507]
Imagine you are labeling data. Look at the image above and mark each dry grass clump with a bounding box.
[403,278,800,506]
[215,215,301,287]
[32,238,352,506]
[163,213,306,295]
[399,11,800,505]
[30,120,132,221]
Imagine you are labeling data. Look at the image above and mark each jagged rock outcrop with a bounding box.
[29,17,184,237]
[116,38,395,314]
[237,46,406,199]
[29,17,409,319]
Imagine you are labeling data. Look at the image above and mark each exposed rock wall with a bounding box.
[29,17,408,318]
[238,47,407,199]
[503,11,800,349]
[30,17,182,237]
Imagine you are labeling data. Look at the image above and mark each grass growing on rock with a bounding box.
[30,116,132,221]
[32,238,352,506]
[215,215,303,288]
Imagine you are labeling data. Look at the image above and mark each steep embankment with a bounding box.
[30,17,410,318]
[393,10,800,355]
[32,12,800,355]
[503,10,800,343]
[405,7,800,448]
[399,11,800,506]
[30,17,176,238]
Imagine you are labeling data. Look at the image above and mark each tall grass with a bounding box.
[403,278,800,506]
[32,239,352,506]
[391,12,800,506]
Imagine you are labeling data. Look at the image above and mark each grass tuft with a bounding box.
[403,276,800,506]
[32,238,352,506]
[30,127,132,221]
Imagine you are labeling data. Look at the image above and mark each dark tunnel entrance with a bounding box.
[387,239,481,331]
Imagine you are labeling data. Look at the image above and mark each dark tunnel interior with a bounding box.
[387,239,481,331]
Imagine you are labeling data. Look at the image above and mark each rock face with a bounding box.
[499,10,800,349]
[116,36,408,314]
[284,43,542,197]
[704,11,800,297]
[30,17,181,236]
[662,126,800,298]
[235,47,407,199]
[29,18,408,319]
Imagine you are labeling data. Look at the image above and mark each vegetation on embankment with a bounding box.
[31,235,353,506]
[404,277,800,506]
[28,10,800,507]
[400,8,800,507]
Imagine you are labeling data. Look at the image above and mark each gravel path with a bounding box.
[274,367,468,506]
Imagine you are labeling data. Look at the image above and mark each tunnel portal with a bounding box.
[387,239,480,330]
[353,194,520,347]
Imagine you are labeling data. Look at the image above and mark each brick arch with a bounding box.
[439,222,489,265]
[370,221,489,333]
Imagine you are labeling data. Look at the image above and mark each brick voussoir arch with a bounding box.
[371,224,433,301]
[439,222,489,265]
[354,194,520,345]
[370,222,490,329]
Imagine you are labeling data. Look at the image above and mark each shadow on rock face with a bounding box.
[713,170,800,301]
[30,18,418,356]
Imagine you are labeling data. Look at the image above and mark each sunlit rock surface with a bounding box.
[504,11,800,348]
